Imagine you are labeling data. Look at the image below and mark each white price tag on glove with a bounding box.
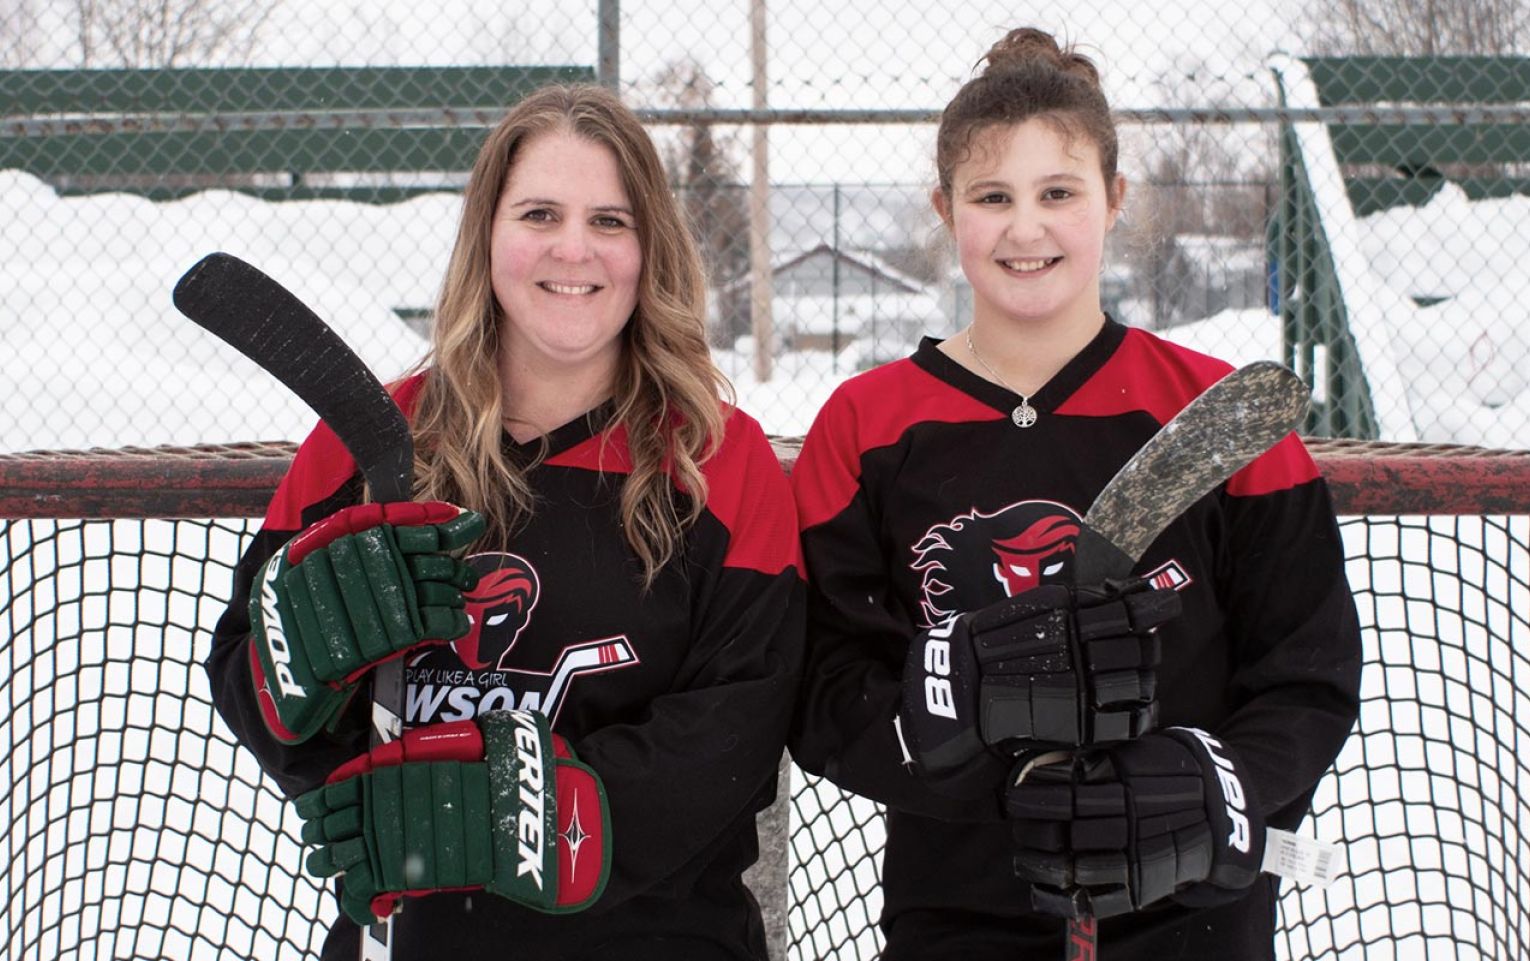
[1262,828,1344,887]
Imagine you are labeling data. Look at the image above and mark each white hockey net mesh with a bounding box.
[1,442,1527,960]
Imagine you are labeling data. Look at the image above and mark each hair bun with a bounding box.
[981,27,1100,88]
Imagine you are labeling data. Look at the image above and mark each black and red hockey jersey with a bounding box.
[788,321,1361,959]
[207,373,805,961]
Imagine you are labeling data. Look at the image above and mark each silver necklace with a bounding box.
[966,329,1038,428]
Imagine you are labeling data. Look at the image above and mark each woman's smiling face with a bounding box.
[489,129,643,380]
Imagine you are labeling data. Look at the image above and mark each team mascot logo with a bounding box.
[910,499,1190,628]
[454,554,541,670]
[406,551,639,726]
[912,500,1082,627]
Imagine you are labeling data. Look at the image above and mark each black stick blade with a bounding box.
[1075,361,1311,583]
[173,252,414,504]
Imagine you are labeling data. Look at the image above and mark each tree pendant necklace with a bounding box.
[966,329,1038,428]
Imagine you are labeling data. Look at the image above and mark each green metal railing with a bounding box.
[0,66,596,202]
[1267,54,1530,439]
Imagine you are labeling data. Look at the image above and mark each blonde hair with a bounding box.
[936,27,1120,206]
[408,84,730,586]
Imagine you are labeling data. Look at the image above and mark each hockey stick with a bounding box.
[172,251,411,961]
[1074,360,1310,585]
[1057,360,1311,961]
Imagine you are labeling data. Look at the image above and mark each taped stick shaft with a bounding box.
[172,252,413,504]
[1061,361,1309,960]
[173,252,412,960]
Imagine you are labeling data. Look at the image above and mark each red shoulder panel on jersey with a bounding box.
[389,371,428,417]
[1060,329,1318,495]
[1058,328,1234,423]
[1227,433,1319,496]
[545,426,636,474]
[703,407,801,576]
[545,407,799,576]
[795,359,1002,531]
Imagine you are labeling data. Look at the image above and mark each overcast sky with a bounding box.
[15,0,1296,183]
[26,0,1293,183]
[247,0,1287,104]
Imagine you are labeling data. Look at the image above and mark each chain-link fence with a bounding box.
[1,1,1525,451]
[0,3,1527,958]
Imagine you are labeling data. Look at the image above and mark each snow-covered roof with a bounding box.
[723,243,931,295]
[1173,234,1265,273]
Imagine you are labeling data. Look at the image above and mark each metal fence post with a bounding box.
[597,0,620,90]
[743,751,793,961]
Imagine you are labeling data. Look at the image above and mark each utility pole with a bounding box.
[747,0,773,382]
[743,20,788,960]
[596,0,619,89]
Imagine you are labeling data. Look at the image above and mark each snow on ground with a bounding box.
[0,171,453,450]
[1152,186,1530,449]
[1356,186,1530,447]
[2,169,1529,960]
[3,170,1528,451]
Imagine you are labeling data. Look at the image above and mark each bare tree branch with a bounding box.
[0,0,40,67]
[72,0,278,67]
[648,58,754,345]
[1308,0,1526,55]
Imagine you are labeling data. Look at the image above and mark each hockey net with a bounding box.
[1,439,1527,961]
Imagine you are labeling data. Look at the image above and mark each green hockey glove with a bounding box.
[296,711,611,925]
[249,500,484,743]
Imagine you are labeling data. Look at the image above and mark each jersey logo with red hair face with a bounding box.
[912,499,1191,627]
[454,553,541,670]
[912,500,1082,627]
[406,551,641,727]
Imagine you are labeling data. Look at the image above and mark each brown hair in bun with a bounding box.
[935,27,1119,204]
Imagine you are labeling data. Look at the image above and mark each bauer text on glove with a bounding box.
[897,578,1179,784]
[1006,726,1266,919]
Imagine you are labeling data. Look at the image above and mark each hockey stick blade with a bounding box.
[1063,361,1308,960]
[172,252,410,961]
[172,252,414,504]
[1073,361,1310,585]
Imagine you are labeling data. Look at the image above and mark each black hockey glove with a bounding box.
[897,578,1178,784]
[1006,727,1266,919]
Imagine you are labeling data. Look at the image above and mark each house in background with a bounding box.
[718,243,944,369]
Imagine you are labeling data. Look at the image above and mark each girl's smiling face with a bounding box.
[936,117,1125,334]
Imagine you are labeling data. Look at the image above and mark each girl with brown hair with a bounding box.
[789,28,1360,960]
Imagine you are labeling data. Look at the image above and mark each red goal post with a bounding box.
[2,438,1527,519]
[1,438,1528,960]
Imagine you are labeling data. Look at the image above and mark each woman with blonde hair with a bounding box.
[207,84,804,960]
